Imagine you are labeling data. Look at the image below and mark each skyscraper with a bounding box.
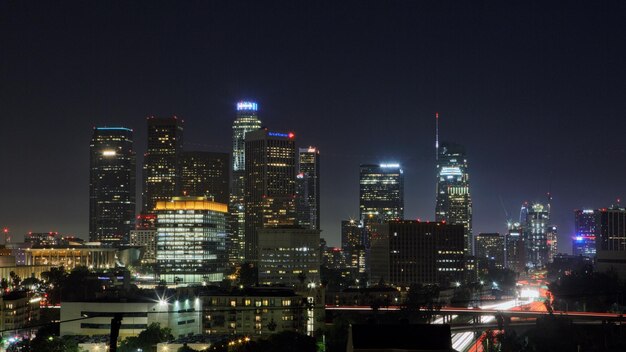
[521,203,550,267]
[341,219,367,274]
[296,147,321,230]
[181,151,229,204]
[435,142,473,255]
[505,222,526,273]
[596,206,626,278]
[155,196,227,284]
[573,209,597,257]
[244,129,297,262]
[142,116,184,213]
[230,101,262,264]
[359,163,404,229]
[475,233,505,270]
[546,225,558,263]
[89,127,135,244]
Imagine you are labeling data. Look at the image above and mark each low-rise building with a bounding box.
[0,291,40,336]
[25,245,117,269]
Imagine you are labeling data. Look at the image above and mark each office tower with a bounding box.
[341,219,367,274]
[359,163,404,228]
[573,209,597,257]
[546,225,558,262]
[505,222,526,273]
[521,203,550,267]
[244,129,297,262]
[155,197,227,284]
[230,101,262,265]
[257,227,321,286]
[475,233,505,270]
[181,151,229,203]
[435,142,473,255]
[89,127,136,244]
[595,206,626,278]
[142,116,184,213]
[129,229,157,264]
[370,221,464,287]
[296,147,321,230]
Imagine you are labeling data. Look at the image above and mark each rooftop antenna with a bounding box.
[435,112,439,161]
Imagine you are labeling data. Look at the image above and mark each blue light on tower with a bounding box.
[236,101,258,111]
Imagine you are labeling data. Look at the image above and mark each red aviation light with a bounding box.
[288,132,295,139]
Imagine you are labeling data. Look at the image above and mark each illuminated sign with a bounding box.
[440,166,462,176]
[236,101,258,111]
[380,163,400,168]
[268,132,295,139]
[102,150,116,156]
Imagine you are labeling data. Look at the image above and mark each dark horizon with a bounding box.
[3,1,626,251]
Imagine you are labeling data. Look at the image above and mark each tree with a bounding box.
[233,331,316,352]
[178,344,201,352]
[118,322,173,352]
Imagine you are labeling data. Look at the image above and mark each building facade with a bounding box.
[257,227,321,287]
[573,209,597,257]
[143,116,184,213]
[359,164,404,230]
[129,229,157,264]
[522,203,550,267]
[230,101,262,265]
[25,246,117,269]
[296,147,321,230]
[370,221,464,287]
[155,197,227,284]
[89,127,135,244]
[505,222,526,273]
[475,233,505,270]
[244,129,297,262]
[181,151,229,204]
[546,225,558,263]
[435,142,473,255]
[0,291,40,336]
[596,206,626,278]
[341,219,367,274]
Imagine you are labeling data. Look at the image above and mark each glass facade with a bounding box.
[296,147,321,230]
[359,164,404,228]
[522,203,550,267]
[573,209,597,257]
[89,127,135,244]
[155,197,227,284]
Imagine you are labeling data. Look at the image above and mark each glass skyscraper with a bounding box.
[359,163,404,229]
[296,147,320,230]
[435,142,473,255]
[155,196,227,284]
[573,209,597,257]
[230,101,262,265]
[89,127,135,244]
[142,116,184,213]
[244,129,297,262]
[522,203,550,267]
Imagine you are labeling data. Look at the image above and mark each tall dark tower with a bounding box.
[142,116,184,213]
[435,142,473,255]
[181,151,229,204]
[296,147,321,230]
[244,129,297,262]
[359,163,404,229]
[89,127,136,244]
[230,101,262,264]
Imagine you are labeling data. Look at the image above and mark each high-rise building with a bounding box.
[505,222,525,273]
[435,143,473,255]
[341,219,367,274]
[130,229,157,264]
[89,127,136,244]
[475,233,505,270]
[181,151,229,204]
[244,129,297,262]
[230,101,262,265]
[296,147,321,230]
[573,209,597,257]
[521,203,550,267]
[370,221,465,287]
[359,163,404,229]
[546,225,558,262]
[143,116,184,213]
[257,227,321,286]
[155,197,227,284]
[596,206,626,278]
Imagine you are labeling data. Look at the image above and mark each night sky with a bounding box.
[2,1,626,251]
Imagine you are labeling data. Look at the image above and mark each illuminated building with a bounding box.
[505,222,525,273]
[296,147,321,230]
[521,203,550,267]
[341,219,367,274]
[370,221,464,287]
[130,229,157,264]
[257,227,320,286]
[0,291,40,333]
[546,225,558,262]
[596,206,626,278]
[230,101,262,265]
[25,232,61,247]
[143,116,184,213]
[435,142,473,255]
[572,209,597,257]
[244,129,297,262]
[89,127,135,244]
[181,151,229,203]
[135,213,157,229]
[475,233,505,270]
[155,197,227,284]
[359,164,404,229]
[25,245,117,269]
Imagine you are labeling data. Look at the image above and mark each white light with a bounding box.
[380,163,400,168]
[102,150,116,156]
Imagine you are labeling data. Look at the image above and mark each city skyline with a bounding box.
[3,1,626,251]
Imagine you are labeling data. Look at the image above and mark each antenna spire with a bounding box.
[435,112,439,161]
